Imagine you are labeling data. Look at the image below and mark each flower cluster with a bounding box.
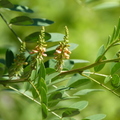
[30,45,47,57]
[9,42,27,79]
[30,27,47,60]
[54,26,71,72]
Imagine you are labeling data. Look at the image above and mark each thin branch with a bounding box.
[0,77,29,86]
[0,13,23,43]
[7,85,41,105]
[59,58,120,76]
[81,73,120,98]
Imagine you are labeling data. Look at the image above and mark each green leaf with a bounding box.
[84,114,106,120]
[48,91,62,107]
[111,74,120,88]
[94,56,106,72]
[10,16,34,26]
[24,32,51,43]
[31,85,38,99]
[30,69,37,81]
[74,89,103,96]
[110,26,117,44]
[41,103,48,119]
[115,18,120,39]
[8,4,34,13]
[38,61,46,80]
[40,78,47,92]
[67,73,90,88]
[47,33,64,42]
[62,108,80,117]
[41,87,47,105]
[46,68,56,74]
[10,16,54,26]
[110,62,120,75]
[95,45,105,62]
[104,76,111,84]
[5,49,14,68]
[70,101,88,111]
[0,0,14,8]
[63,60,74,70]
[69,43,79,51]
[63,59,89,71]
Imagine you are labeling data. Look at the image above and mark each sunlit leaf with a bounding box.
[67,73,90,88]
[8,4,34,13]
[9,16,34,25]
[74,89,103,96]
[69,43,79,51]
[70,101,88,111]
[62,108,80,117]
[70,59,89,64]
[47,33,64,42]
[24,32,51,43]
[30,18,54,26]
[0,0,14,8]
[5,49,14,68]
[111,74,120,88]
[104,76,111,84]
[84,114,106,120]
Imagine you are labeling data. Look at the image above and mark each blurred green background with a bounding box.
[0,0,120,120]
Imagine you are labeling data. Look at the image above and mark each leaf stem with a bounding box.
[59,58,120,76]
[99,39,120,60]
[81,73,120,98]
[0,13,23,43]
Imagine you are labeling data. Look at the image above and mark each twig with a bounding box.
[81,73,120,98]
[7,85,41,105]
[59,58,120,76]
[0,13,23,43]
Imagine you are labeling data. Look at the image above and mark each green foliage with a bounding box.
[0,0,120,120]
